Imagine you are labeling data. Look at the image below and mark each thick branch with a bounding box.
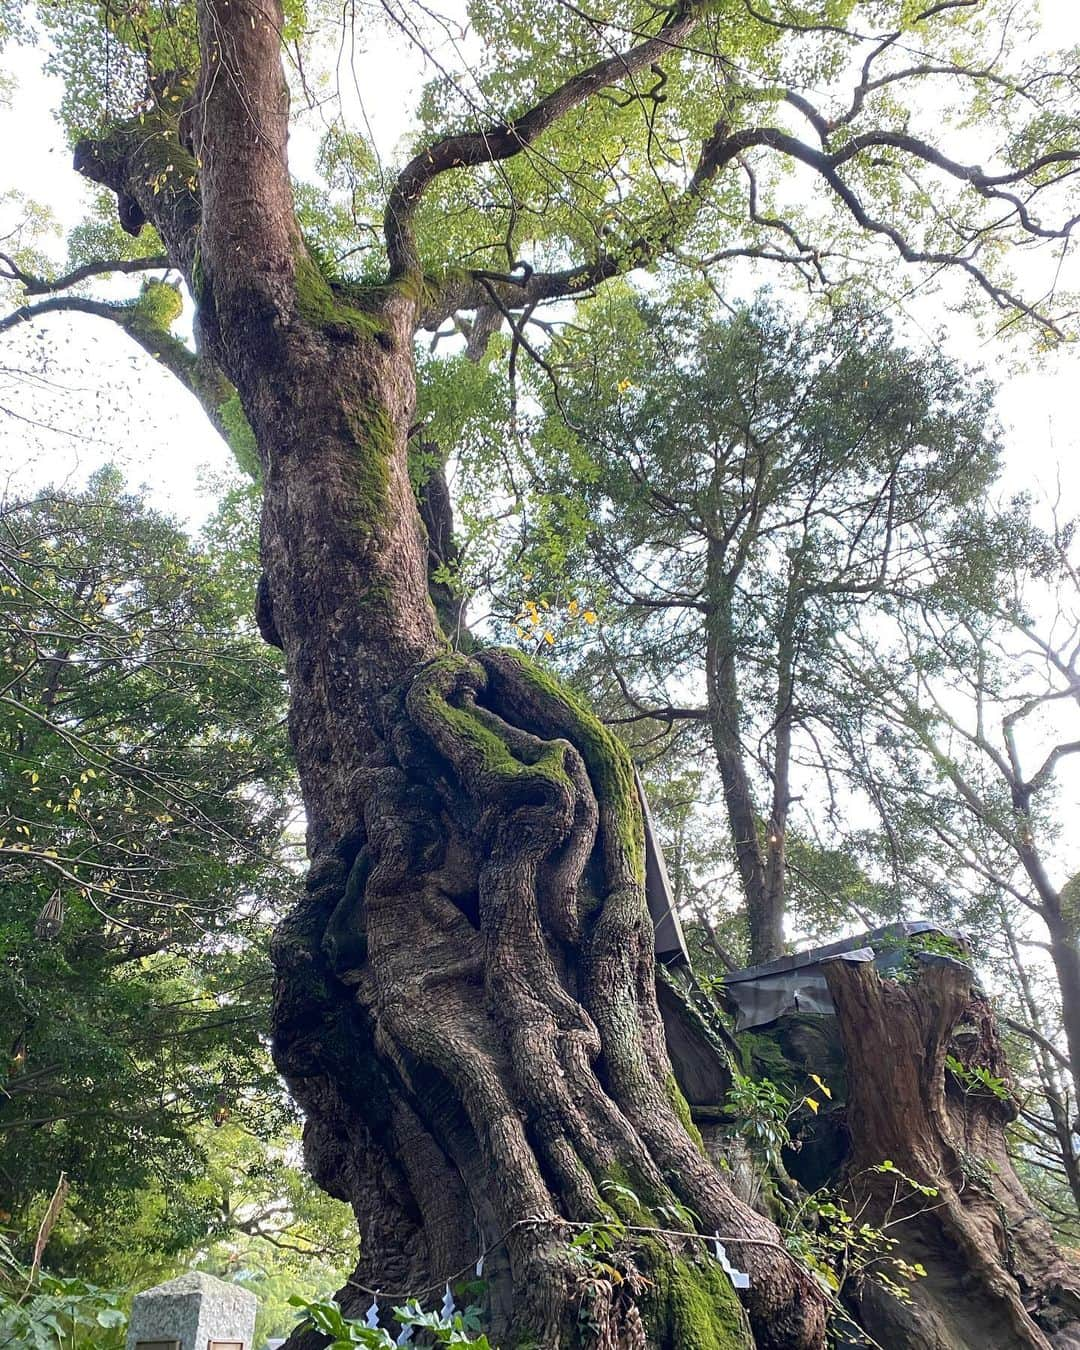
[385,2,707,274]
[193,0,300,329]
[419,116,752,325]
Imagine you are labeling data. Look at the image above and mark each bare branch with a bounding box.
[1002,1016,1073,1074]
[0,294,235,447]
[0,252,170,295]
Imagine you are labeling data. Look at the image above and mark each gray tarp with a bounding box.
[723,921,968,1031]
[636,770,690,967]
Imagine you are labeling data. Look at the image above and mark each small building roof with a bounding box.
[722,921,968,1031]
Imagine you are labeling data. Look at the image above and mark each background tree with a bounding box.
[462,288,1001,963]
[0,470,354,1308]
[1,0,1078,1344]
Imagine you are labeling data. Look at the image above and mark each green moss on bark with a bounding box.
[481,647,645,881]
[640,1242,753,1349]
[349,265,473,315]
[666,1073,706,1153]
[343,400,395,541]
[133,277,183,328]
[412,653,574,793]
[294,251,387,340]
[219,390,260,479]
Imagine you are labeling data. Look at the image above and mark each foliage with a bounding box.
[0,469,327,1281]
[0,1234,125,1350]
[725,1074,794,1175]
[783,1162,936,1303]
[289,1294,492,1348]
[946,1055,1011,1103]
[725,1071,834,1173]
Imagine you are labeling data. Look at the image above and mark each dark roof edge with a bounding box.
[723,920,968,986]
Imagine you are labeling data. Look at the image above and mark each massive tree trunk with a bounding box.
[68,4,1080,1347]
[69,2,829,1345]
[826,956,1080,1349]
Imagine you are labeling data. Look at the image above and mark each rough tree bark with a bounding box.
[703,558,784,965]
[70,2,828,1345]
[826,956,1080,1349]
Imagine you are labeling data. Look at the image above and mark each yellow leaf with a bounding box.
[583,610,597,624]
[544,631,555,645]
[810,1073,832,1100]
[805,1096,820,1114]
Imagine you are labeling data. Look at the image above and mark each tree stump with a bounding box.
[825,955,1080,1349]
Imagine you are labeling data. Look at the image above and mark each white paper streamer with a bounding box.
[713,1233,750,1289]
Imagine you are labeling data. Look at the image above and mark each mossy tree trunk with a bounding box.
[72,2,829,1345]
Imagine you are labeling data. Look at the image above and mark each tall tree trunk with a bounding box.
[704,554,780,964]
[1002,907,1080,1213]
[1010,823,1080,1140]
[72,3,827,1345]
[762,602,796,955]
[1045,912,1080,1109]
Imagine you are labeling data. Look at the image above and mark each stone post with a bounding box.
[125,1271,257,1350]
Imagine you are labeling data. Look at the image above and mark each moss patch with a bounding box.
[412,654,574,794]
[294,250,387,341]
[133,277,183,328]
[640,1243,753,1349]
[481,647,645,881]
[738,1012,847,1101]
[341,399,395,540]
[218,390,260,480]
[666,1073,706,1153]
[597,1162,662,1227]
[345,265,473,316]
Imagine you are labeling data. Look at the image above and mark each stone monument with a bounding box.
[125,1271,257,1350]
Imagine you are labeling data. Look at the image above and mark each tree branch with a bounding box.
[0,252,170,296]
[385,1,708,274]
[0,295,236,452]
[1002,1015,1072,1075]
